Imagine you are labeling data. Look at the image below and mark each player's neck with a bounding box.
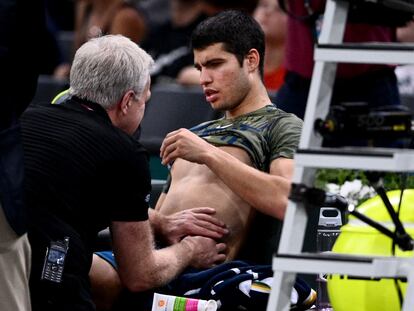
[225,83,270,119]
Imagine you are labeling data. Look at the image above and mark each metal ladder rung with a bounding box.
[273,253,412,278]
[315,45,414,65]
[294,148,414,171]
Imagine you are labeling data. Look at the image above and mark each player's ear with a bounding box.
[245,48,260,72]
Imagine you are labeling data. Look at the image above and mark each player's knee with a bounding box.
[89,254,122,311]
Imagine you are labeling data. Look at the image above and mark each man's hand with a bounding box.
[182,236,227,268]
[160,207,229,244]
[160,128,214,165]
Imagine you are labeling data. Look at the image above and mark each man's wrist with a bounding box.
[180,236,196,258]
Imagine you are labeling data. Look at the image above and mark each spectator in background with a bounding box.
[395,21,414,96]
[73,0,146,49]
[0,0,45,310]
[54,0,147,79]
[275,0,401,120]
[143,0,207,84]
[253,0,287,92]
[398,20,414,42]
[137,0,171,39]
[144,0,259,85]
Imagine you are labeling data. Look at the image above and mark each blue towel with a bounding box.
[163,261,316,310]
[94,253,316,310]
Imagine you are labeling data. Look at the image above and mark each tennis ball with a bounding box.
[327,189,414,311]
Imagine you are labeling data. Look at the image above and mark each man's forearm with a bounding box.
[115,231,222,292]
[130,238,195,291]
[112,221,194,292]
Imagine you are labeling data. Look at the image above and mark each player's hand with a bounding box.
[182,236,227,268]
[161,207,228,244]
[160,128,214,165]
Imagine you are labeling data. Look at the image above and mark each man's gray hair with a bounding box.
[69,35,154,109]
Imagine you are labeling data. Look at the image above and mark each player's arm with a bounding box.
[199,146,293,219]
[160,129,295,219]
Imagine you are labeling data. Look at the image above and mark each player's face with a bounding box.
[194,43,251,113]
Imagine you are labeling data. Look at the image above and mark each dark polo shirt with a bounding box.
[21,97,151,310]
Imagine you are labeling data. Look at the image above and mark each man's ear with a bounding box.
[118,90,135,115]
[246,48,260,72]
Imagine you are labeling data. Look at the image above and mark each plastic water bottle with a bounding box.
[316,207,342,311]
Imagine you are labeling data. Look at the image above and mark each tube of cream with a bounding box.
[151,293,217,311]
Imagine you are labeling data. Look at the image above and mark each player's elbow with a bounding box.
[277,182,292,219]
[263,190,289,220]
[273,196,288,220]
[261,176,291,220]
[257,196,287,220]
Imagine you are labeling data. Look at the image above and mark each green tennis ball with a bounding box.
[327,189,414,311]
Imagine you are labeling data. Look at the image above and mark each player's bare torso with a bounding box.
[158,146,255,260]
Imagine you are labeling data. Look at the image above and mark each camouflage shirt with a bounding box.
[190,105,303,172]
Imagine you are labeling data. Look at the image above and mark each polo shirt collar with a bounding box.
[65,96,112,123]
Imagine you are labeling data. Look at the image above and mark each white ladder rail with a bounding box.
[300,0,349,149]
